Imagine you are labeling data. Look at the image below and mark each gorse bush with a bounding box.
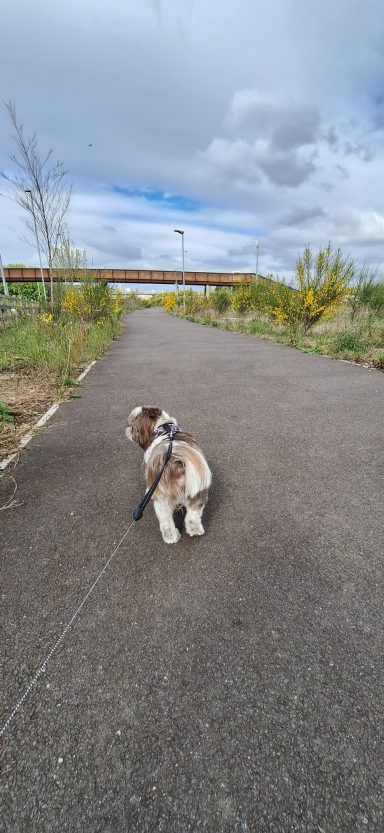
[231,285,254,314]
[62,281,123,322]
[270,244,354,333]
[231,280,276,315]
[184,290,208,315]
[162,292,177,312]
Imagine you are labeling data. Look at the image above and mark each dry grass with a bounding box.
[0,372,60,458]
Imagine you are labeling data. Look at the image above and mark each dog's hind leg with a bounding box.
[154,499,181,544]
[185,489,208,537]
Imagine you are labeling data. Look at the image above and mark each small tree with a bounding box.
[53,233,87,284]
[51,234,88,315]
[210,288,231,313]
[1,101,72,300]
[271,244,354,333]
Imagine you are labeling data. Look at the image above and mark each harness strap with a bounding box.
[132,423,180,521]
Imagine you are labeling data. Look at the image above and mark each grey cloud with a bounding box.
[227,241,256,257]
[277,206,326,227]
[272,111,320,150]
[258,150,317,187]
[335,164,349,179]
[343,140,374,162]
[204,132,318,189]
[85,238,142,262]
[204,90,321,189]
[324,126,340,149]
[204,138,261,184]
[373,110,384,129]
[227,91,320,149]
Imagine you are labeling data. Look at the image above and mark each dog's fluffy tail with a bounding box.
[176,444,212,499]
[147,440,212,502]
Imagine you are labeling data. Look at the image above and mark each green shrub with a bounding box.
[184,290,208,315]
[1,281,44,301]
[348,268,384,320]
[331,331,365,354]
[231,280,276,315]
[210,289,231,313]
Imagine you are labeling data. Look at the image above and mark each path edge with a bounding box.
[0,360,97,472]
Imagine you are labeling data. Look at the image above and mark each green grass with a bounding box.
[0,400,15,424]
[331,331,365,356]
[0,316,122,391]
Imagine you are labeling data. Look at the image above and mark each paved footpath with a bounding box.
[1,310,383,833]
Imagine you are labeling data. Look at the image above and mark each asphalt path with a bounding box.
[1,309,383,832]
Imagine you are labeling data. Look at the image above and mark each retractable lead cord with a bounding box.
[0,518,136,738]
[0,424,181,738]
[132,423,181,521]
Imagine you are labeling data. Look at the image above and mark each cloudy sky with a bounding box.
[1,0,384,281]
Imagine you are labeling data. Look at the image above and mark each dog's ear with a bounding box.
[142,406,162,421]
[133,406,162,450]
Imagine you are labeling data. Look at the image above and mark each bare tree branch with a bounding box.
[1,100,72,267]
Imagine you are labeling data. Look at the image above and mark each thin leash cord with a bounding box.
[0,519,136,739]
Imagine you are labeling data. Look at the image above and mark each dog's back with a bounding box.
[146,433,212,505]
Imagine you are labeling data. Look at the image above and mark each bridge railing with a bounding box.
[3,267,257,287]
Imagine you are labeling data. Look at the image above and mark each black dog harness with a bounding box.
[132,423,181,521]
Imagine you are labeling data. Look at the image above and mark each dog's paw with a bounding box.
[185,519,205,537]
[162,527,181,544]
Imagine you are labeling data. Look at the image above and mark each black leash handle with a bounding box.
[132,441,173,521]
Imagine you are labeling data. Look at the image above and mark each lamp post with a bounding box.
[256,239,259,280]
[25,190,47,303]
[174,229,185,309]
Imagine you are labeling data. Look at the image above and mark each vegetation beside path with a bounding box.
[0,275,141,460]
[159,244,384,370]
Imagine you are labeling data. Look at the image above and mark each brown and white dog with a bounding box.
[126,406,212,544]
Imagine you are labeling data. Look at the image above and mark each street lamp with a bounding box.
[25,190,47,302]
[255,239,259,280]
[174,229,185,308]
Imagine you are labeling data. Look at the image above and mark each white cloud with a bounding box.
[0,0,384,277]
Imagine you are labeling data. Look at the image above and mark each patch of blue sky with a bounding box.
[111,184,265,237]
[112,185,200,212]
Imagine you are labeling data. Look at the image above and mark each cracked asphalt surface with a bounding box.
[1,309,383,832]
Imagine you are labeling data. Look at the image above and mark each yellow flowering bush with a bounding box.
[62,282,124,322]
[162,293,177,312]
[38,312,54,324]
[231,281,275,315]
[271,244,354,333]
[184,290,209,314]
